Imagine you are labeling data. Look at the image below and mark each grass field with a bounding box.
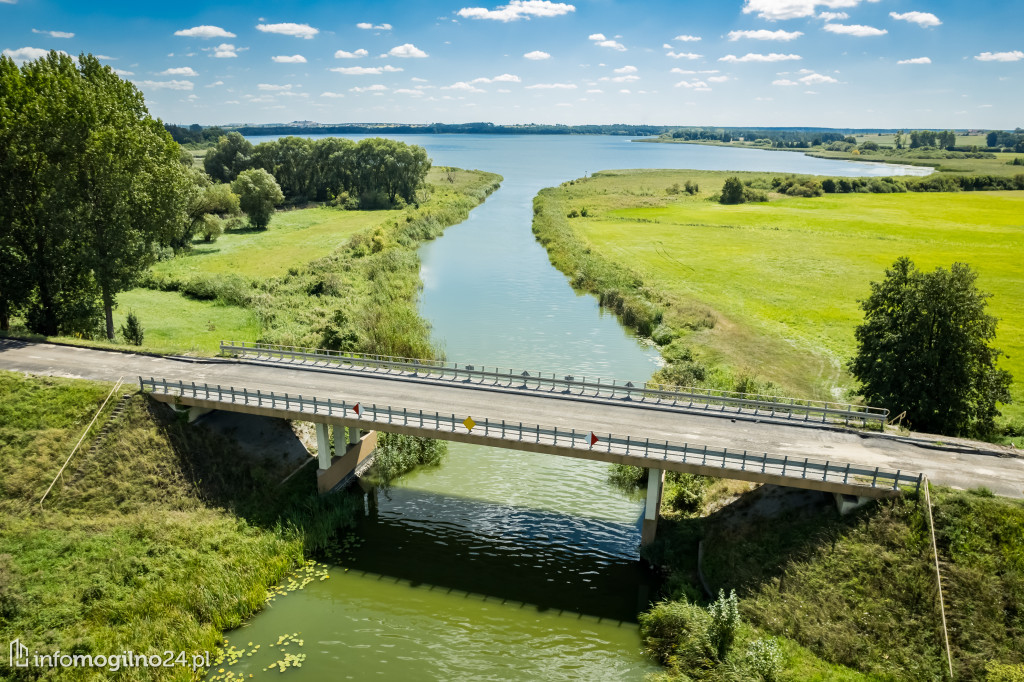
[535,169,1023,425]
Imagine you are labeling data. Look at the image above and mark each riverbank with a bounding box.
[3,166,502,359]
[531,169,1023,428]
[640,137,1024,178]
[0,370,363,681]
[641,480,1024,681]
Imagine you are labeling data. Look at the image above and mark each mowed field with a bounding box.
[559,170,1023,419]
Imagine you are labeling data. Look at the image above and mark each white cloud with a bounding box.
[411,77,429,82]
[457,0,575,22]
[472,73,521,83]
[602,74,639,82]
[138,80,194,90]
[525,82,577,89]
[96,55,117,60]
[2,47,67,62]
[32,29,74,39]
[356,22,393,30]
[671,68,719,74]
[272,54,307,63]
[594,38,626,51]
[675,80,711,91]
[586,88,603,93]
[524,50,550,60]
[743,0,880,22]
[707,75,729,82]
[335,49,369,58]
[113,68,134,76]
[824,23,888,37]
[618,89,630,94]
[256,23,319,39]
[174,25,236,39]
[613,65,637,73]
[889,11,941,28]
[897,57,931,64]
[817,11,848,20]
[772,78,798,85]
[666,51,702,59]
[728,29,803,41]
[161,66,198,76]
[349,84,389,92]
[974,50,1024,62]
[206,80,225,87]
[387,43,428,58]
[207,43,241,58]
[330,65,403,74]
[674,34,701,41]
[394,88,424,96]
[719,52,801,62]
[258,83,293,91]
[320,91,345,98]
[588,33,606,40]
[443,81,485,92]
[799,71,838,84]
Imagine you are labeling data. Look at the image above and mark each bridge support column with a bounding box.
[641,468,665,548]
[348,426,361,445]
[315,423,333,469]
[317,430,377,494]
[834,492,872,515]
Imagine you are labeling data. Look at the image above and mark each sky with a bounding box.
[2,0,1022,128]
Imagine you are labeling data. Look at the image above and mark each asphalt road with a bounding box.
[3,339,1022,497]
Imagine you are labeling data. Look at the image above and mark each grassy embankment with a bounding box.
[641,481,1024,681]
[532,169,1023,429]
[0,370,364,681]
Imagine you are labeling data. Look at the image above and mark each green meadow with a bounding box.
[535,169,1023,424]
[150,206,400,280]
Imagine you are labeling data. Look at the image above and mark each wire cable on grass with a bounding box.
[39,375,125,507]
[923,478,955,679]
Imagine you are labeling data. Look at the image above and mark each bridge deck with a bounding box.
[2,339,1023,498]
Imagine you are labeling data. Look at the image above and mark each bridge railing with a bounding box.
[219,340,888,428]
[141,376,919,494]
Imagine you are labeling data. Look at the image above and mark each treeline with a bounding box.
[164,123,227,145]
[204,133,431,206]
[663,128,850,147]
[987,129,1024,152]
[724,173,1024,202]
[229,122,670,137]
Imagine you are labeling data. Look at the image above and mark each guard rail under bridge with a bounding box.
[140,377,919,500]
[219,341,889,429]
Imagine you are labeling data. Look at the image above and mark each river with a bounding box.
[218,136,931,680]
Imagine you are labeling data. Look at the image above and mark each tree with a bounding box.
[203,132,253,183]
[178,173,241,248]
[850,257,1012,436]
[720,176,745,205]
[894,130,905,150]
[987,131,999,148]
[231,168,284,230]
[72,55,193,340]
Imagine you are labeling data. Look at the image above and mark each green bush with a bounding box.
[607,463,646,492]
[369,432,447,484]
[708,589,741,659]
[988,662,1024,682]
[664,473,710,515]
[745,638,783,682]
[639,600,717,670]
[119,311,144,346]
[720,177,745,205]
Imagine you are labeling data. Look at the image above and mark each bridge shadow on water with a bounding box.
[337,485,660,623]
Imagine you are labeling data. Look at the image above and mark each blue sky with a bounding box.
[2,0,1021,127]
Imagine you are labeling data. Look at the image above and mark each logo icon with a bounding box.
[9,639,29,667]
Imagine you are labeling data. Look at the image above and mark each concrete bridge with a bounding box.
[3,339,1022,545]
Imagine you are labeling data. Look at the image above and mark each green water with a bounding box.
[218,135,932,681]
